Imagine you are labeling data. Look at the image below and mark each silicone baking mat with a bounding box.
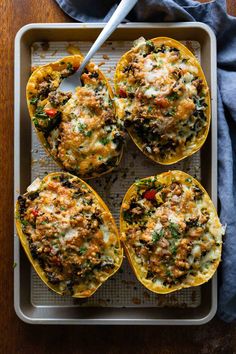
[30,40,201,308]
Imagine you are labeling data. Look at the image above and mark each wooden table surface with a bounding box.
[1,0,236,353]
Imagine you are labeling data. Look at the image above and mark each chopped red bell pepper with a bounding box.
[119,88,127,98]
[143,189,156,200]
[44,108,58,117]
[32,209,39,217]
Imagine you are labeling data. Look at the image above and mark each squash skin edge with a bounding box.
[114,37,211,165]
[120,170,223,294]
[15,172,123,298]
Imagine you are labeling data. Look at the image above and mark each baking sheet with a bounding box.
[30,40,201,308]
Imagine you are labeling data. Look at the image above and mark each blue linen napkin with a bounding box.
[55,0,236,322]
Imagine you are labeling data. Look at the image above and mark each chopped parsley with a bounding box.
[85,130,92,137]
[152,228,164,243]
[135,177,157,188]
[169,222,180,239]
[167,92,179,101]
[193,96,207,110]
[77,122,87,133]
[171,245,177,256]
[30,97,38,105]
[146,40,155,51]
[164,108,176,117]
[79,246,87,255]
[34,106,48,119]
[21,219,29,226]
[66,62,74,73]
[166,270,172,278]
[100,137,110,145]
[185,178,192,183]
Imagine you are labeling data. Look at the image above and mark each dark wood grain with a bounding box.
[0,0,236,353]
[227,0,236,16]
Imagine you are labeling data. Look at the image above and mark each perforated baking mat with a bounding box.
[30,40,201,308]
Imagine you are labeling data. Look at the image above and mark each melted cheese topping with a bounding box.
[115,38,210,163]
[121,171,224,293]
[18,173,122,296]
[27,58,124,178]
[50,82,121,177]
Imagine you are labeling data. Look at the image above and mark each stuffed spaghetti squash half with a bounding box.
[115,37,210,164]
[27,55,124,179]
[120,171,224,294]
[15,172,123,297]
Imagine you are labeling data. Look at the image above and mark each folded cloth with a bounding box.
[54,0,236,322]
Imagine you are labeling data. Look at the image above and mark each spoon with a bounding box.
[59,0,138,93]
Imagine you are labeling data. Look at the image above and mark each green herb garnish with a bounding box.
[193,96,207,110]
[146,40,155,51]
[169,222,180,239]
[185,178,192,183]
[34,106,48,119]
[85,130,92,137]
[77,122,87,133]
[21,219,29,227]
[165,108,176,116]
[30,97,38,105]
[135,177,156,188]
[171,245,177,256]
[167,92,179,101]
[166,270,172,277]
[66,62,73,73]
[79,246,87,255]
[100,137,110,145]
[152,229,164,243]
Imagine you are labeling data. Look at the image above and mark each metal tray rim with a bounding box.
[14,22,217,325]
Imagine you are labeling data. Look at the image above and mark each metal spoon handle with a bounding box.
[78,0,138,75]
